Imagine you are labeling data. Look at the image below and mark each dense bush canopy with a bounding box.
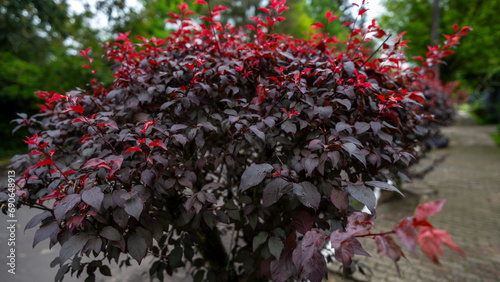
[2,1,468,281]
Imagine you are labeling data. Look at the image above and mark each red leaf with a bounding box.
[125,146,143,154]
[39,186,67,204]
[325,10,332,19]
[244,25,256,31]
[213,5,229,12]
[28,150,43,155]
[32,159,54,170]
[79,134,96,144]
[346,212,375,235]
[343,22,352,26]
[48,94,67,103]
[395,217,418,254]
[415,199,446,222]
[310,22,324,30]
[24,134,39,145]
[98,120,118,130]
[258,7,271,14]
[255,84,266,105]
[358,8,367,16]
[139,119,158,133]
[149,139,168,151]
[63,170,77,176]
[177,2,188,12]
[166,12,179,19]
[62,105,85,114]
[193,0,207,4]
[328,15,340,22]
[453,24,458,32]
[278,6,289,14]
[416,226,465,264]
[82,158,107,169]
[78,47,90,57]
[413,56,424,61]
[116,31,131,41]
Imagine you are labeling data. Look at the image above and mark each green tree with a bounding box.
[379,0,500,90]
[0,0,109,154]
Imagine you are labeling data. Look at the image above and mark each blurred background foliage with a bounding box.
[380,0,500,124]
[1,0,499,156]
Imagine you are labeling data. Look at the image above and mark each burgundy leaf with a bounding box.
[270,250,295,282]
[59,234,90,265]
[330,187,349,214]
[292,210,314,234]
[127,231,147,264]
[262,178,290,207]
[292,182,321,210]
[346,182,376,214]
[239,163,274,192]
[375,235,403,275]
[81,186,104,210]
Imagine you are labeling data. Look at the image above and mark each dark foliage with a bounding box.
[1,1,469,281]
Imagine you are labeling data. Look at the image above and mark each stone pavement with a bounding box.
[1,121,499,282]
[329,123,500,282]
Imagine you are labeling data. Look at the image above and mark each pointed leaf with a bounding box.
[346,182,376,214]
[239,163,273,192]
[365,180,403,196]
[293,182,321,209]
[268,236,284,260]
[59,234,90,265]
[262,178,290,207]
[127,231,147,264]
[81,186,104,210]
[100,226,122,241]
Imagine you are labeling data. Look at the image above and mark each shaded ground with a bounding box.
[1,118,499,282]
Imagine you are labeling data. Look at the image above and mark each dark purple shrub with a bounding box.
[2,1,469,281]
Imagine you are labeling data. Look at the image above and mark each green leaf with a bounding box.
[169,246,183,267]
[253,231,268,252]
[268,236,284,260]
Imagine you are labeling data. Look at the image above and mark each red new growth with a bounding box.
[281,107,300,118]
[7,1,471,281]
[255,84,266,105]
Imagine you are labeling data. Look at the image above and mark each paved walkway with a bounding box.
[331,122,500,281]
